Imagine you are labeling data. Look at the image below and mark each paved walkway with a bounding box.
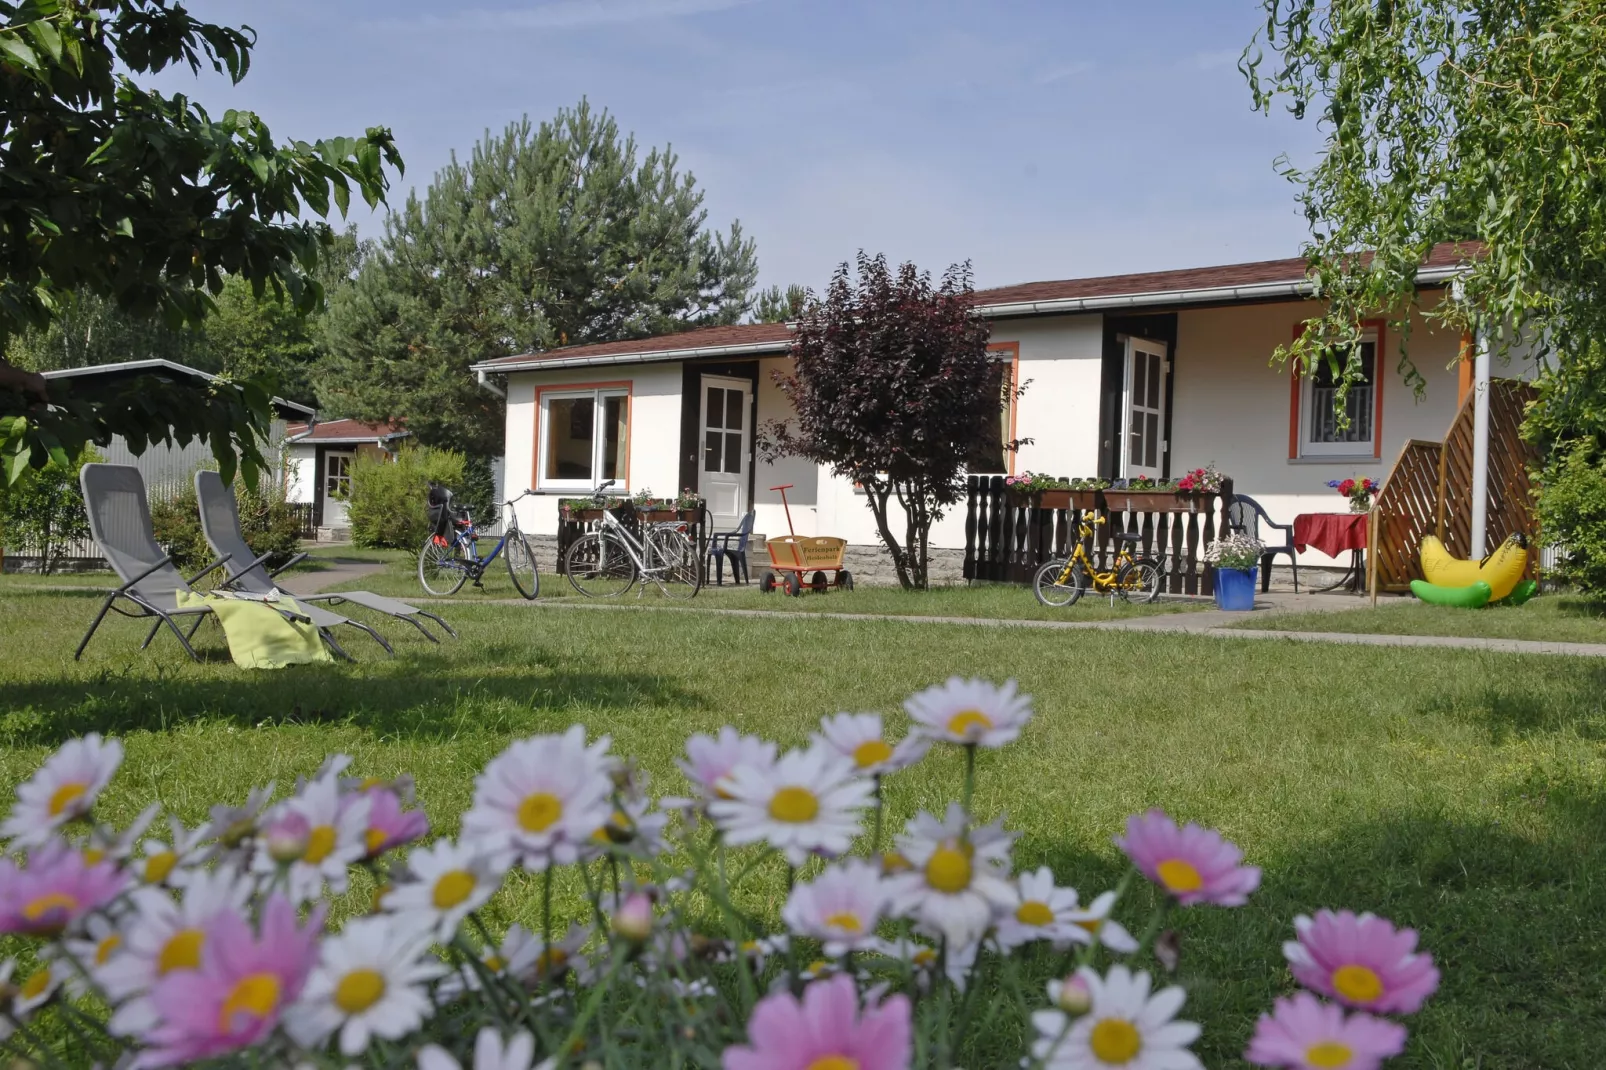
[273,559,386,596]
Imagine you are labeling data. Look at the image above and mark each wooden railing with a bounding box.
[962,476,1233,595]
[556,503,708,578]
[1369,379,1539,593]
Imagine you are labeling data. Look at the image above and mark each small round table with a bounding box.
[1293,512,1369,593]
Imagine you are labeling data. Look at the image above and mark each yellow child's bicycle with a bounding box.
[1032,515,1164,606]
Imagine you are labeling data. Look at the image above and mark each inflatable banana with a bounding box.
[1419,534,1528,601]
[1410,579,1493,608]
[1499,579,1538,607]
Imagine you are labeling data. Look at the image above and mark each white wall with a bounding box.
[284,444,315,503]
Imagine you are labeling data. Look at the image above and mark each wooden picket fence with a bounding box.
[1368,379,1539,593]
[963,476,1232,596]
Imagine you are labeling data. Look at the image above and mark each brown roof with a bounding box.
[479,322,792,368]
[286,418,409,441]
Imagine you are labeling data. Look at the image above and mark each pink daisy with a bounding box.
[0,840,127,936]
[679,727,777,801]
[356,786,430,859]
[722,973,910,1070]
[1245,992,1407,1069]
[135,895,323,1068]
[1115,810,1261,907]
[1284,910,1439,1014]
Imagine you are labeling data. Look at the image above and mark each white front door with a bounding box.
[322,451,354,528]
[698,375,751,531]
[1121,338,1169,479]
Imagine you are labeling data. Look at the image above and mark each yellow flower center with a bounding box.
[218,972,281,1032]
[945,710,993,737]
[1332,964,1385,1003]
[82,847,106,866]
[95,933,122,965]
[852,740,893,768]
[925,846,972,893]
[1088,1017,1142,1064]
[881,851,912,874]
[483,955,507,971]
[22,891,78,925]
[333,968,386,1014]
[912,948,937,967]
[371,884,392,913]
[364,828,388,855]
[1305,1041,1355,1068]
[143,850,178,884]
[518,792,563,832]
[1155,859,1204,894]
[47,782,88,817]
[536,948,568,976]
[1016,900,1055,927]
[21,967,51,1001]
[768,786,820,823]
[158,928,205,975]
[359,776,387,791]
[1075,918,1103,934]
[806,959,830,975]
[806,1055,857,1070]
[432,869,477,909]
[302,824,338,865]
[824,912,863,933]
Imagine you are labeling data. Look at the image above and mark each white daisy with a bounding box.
[676,726,777,801]
[100,867,255,1036]
[9,958,58,1015]
[384,839,508,940]
[942,937,984,991]
[814,713,931,776]
[58,912,127,995]
[252,773,372,903]
[1,734,124,848]
[781,859,889,956]
[708,745,874,866]
[1032,965,1202,1070]
[1064,891,1139,954]
[440,923,586,1000]
[132,814,208,889]
[461,726,614,870]
[82,802,160,868]
[418,1027,551,1070]
[200,782,276,862]
[883,803,1018,947]
[581,794,670,860]
[996,867,1092,951]
[904,677,1034,748]
[287,914,446,1058]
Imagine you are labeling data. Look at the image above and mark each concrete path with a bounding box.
[273,559,386,596]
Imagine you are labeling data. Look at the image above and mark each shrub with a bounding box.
[1536,441,1606,593]
[0,445,100,572]
[150,468,305,575]
[347,445,466,549]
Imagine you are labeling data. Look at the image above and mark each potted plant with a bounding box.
[674,489,706,522]
[1204,530,1265,610]
[1065,477,1109,511]
[1327,476,1380,513]
[632,487,678,522]
[1109,474,1180,512]
[1173,463,1227,498]
[1004,471,1070,507]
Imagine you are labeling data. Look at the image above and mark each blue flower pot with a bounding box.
[1214,567,1258,611]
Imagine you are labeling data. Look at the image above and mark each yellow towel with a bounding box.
[176,591,333,669]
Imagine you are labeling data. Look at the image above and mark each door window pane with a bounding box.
[602,394,628,479]
[1147,352,1162,409]
[325,455,351,498]
[706,387,724,430]
[704,430,723,472]
[1145,413,1159,468]
[725,389,744,430]
[1132,351,1147,408]
[545,397,594,481]
[725,432,742,474]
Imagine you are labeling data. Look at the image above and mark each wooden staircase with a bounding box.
[1367,378,1539,594]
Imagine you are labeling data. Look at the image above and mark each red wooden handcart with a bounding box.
[759,484,854,596]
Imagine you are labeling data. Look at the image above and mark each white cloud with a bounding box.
[1034,60,1094,85]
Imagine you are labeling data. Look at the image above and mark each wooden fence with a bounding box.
[1369,379,1539,593]
[962,476,1232,595]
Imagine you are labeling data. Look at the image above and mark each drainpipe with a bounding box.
[1470,327,1491,556]
[476,368,505,398]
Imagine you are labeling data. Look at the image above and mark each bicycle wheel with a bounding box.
[565,531,637,598]
[419,536,470,596]
[504,532,540,600]
[649,527,702,599]
[1033,558,1086,607]
[1116,558,1164,603]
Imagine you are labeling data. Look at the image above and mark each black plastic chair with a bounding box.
[707,510,755,586]
[1227,494,1299,593]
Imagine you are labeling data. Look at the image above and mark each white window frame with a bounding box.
[1300,330,1379,459]
[536,388,629,492]
[962,344,1018,477]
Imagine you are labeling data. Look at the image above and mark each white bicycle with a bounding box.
[563,481,702,599]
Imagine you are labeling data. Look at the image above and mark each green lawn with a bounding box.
[2,586,1604,1067]
[1239,592,1606,645]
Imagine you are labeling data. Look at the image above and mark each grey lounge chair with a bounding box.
[75,463,357,662]
[195,471,455,644]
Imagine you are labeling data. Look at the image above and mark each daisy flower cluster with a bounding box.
[0,680,1435,1070]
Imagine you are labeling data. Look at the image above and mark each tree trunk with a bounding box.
[860,477,913,589]
[893,478,934,590]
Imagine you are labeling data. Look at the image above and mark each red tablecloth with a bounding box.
[1293,512,1368,556]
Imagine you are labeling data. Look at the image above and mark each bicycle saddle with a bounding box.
[1111,530,1143,543]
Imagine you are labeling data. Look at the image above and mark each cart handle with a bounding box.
[768,484,794,492]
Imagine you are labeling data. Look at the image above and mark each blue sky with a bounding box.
[159,0,1323,293]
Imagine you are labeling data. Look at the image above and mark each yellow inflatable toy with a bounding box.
[1419,533,1528,601]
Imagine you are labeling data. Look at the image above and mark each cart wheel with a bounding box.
[759,571,777,594]
[810,570,830,593]
[783,571,802,597]
[835,569,854,591]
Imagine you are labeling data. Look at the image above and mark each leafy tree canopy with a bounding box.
[762,253,1015,590]
[317,100,760,456]
[1245,0,1606,449]
[0,0,400,484]
[749,283,808,324]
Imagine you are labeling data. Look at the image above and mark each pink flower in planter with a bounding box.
[1115,810,1260,907]
[722,974,910,1070]
[0,840,127,936]
[137,895,323,1067]
[1245,992,1406,1070]
[1284,910,1439,1014]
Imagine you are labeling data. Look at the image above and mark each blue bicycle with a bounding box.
[417,488,540,598]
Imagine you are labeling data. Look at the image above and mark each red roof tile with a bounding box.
[286,418,409,440]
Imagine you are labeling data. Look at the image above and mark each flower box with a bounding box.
[638,509,678,522]
[677,508,703,522]
[1037,489,1071,509]
[1110,489,1202,513]
[575,508,605,521]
